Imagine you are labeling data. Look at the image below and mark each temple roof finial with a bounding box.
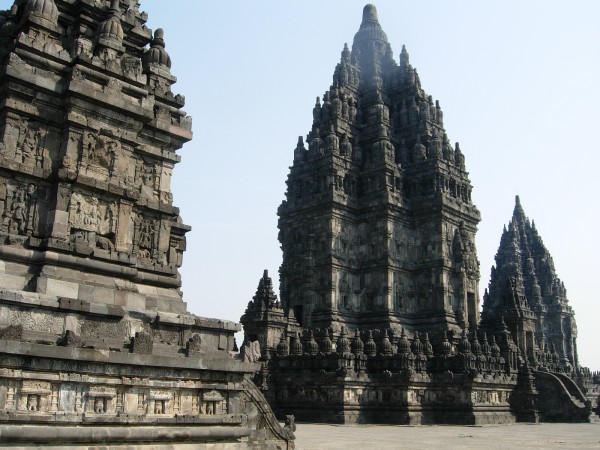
[354,3,388,46]
[400,44,409,67]
[362,4,379,23]
[143,28,171,68]
[512,194,526,223]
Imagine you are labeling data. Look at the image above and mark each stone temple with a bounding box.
[0,0,597,443]
[0,0,293,448]
[241,5,599,424]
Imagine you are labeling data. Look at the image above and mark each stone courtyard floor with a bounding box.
[293,422,600,449]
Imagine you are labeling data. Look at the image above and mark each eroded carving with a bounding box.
[1,117,49,169]
[1,182,43,236]
[132,331,153,354]
[68,192,118,249]
[134,214,158,263]
[10,310,63,334]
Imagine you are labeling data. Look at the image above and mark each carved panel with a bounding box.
[80,317,127,340]
[21,380,51,394]
[201,390,227,415]
[68,192,118,248]
[1,117,50,169]
[88,386,117,398]
[79,131,129,182]
[10,310,64,334]
[135,156,159,201]
[134,214,158,263]
[0,180,48,237]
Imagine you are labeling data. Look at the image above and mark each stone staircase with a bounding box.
[535,371,592,422]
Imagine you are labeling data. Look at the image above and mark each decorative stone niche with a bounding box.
[18,380,51,412]
[201,390,226,415]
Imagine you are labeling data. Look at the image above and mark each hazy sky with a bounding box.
[16,0,599,368]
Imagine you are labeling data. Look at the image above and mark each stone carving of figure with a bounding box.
[10,189,27,235]
[94,397,105,413]
[284,415,296,433]
[242,340,261,363]
[85,133,117,172]
[27,394,38,411]
[154,400,163,414]
[86,132,98,162]
[137,218,156,250]
[457,307,466,327]
[142,165,154,187]
[242,340,254,362]
[252,340,261,360]
[86,197,99,227]
[19,126,40,166]
[108,202,118,234]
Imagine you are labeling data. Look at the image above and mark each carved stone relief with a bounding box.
[1,117,50,170]
[134,214,158,263]
[121,56,142,80]
[68,192,118,249]
[135,157,159,200]
[80,317,127,341]
[1,180,46,237]
[80,131,129,182]
[18,380,51,412]
[10,310,64,335]
[16,118,48,168]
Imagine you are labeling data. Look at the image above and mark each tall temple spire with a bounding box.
[482,197,578,369]
[277,4,480,335]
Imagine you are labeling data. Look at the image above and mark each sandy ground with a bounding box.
[293,422,600,450]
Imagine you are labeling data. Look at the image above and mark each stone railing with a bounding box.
[269,327,529,377]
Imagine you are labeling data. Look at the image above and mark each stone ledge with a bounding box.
[0,288,241,335]
[0,424,251,444]
[0,341,256,374]
[0,412,244,426]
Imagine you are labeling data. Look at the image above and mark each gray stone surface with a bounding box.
[0,0,294,448]
[293,423,600,450]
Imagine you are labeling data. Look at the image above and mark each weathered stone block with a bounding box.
[0,273,27,291]
[131,331,153,354]
[92,287,115,305]
[44,279,79,299]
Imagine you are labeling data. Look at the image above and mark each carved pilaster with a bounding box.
[116,201,133,252]
[50,182,72,239]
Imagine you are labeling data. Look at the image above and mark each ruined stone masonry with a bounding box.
[242,4,598,425]
[0,1,293,448]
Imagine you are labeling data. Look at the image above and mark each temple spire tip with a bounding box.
[362,4,379,23]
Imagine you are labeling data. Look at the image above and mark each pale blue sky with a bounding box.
[4,1,598,369]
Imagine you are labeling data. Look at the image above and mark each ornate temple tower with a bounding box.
[0,0,192,313]
[482,196,578,369]
[277,5,481,335]
[0,2,294,447]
